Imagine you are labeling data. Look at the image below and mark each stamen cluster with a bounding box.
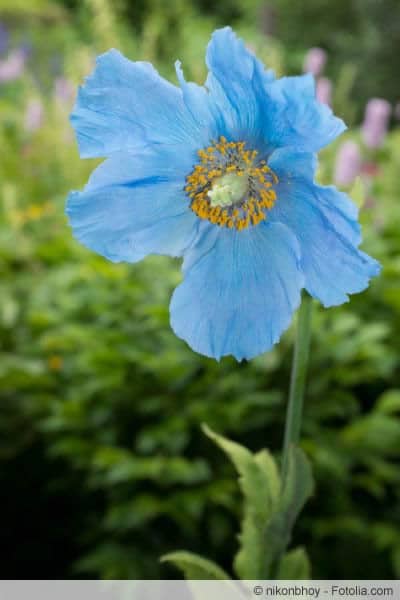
[185,136,278,230]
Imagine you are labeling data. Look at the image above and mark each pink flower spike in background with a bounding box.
[0,48,26,82]
[24,98,44,132]
[334,140,362,187]
[303,47,327,77]
[316,77,332,106]
[361,98,392,148]
[54,77,75,105]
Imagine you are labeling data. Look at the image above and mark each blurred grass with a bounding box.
[0,0,400,580]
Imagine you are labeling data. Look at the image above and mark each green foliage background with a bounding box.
[0,0,399,580]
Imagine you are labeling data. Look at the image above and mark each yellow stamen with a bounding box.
[185,136,278,230]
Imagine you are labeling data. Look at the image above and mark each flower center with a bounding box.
[207,172,249,208]
[185,136,278,230]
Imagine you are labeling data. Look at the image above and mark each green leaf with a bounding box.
[281,446,314,530]
[376,390,400,415]
[342,414,400,455]
[161,551,230,580]
[260,446,314,576]
[202,424,281,579]
[277,547,311,579]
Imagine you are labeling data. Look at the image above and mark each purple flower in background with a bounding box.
[303,47,327,77]
[54,77,75,104]
[316,77,332,106]
[0,48,26,82]
[361,98,392,148]
[24,98,44,132]
[334,141,362,187]
[0,22,9,55]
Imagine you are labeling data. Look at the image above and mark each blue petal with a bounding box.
[264,75,346,152]
[66,149,198,263]
[270,148,318,181]
[202,29,344,154]
[269,148,361,244]
[85,145,195,191]
[170,222,304,360]
[71,49,200,158]
[175,60,221,147]
[268,149,380,307]
[204,27,275,145]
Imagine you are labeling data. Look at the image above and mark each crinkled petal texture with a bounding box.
[66,146,199,262]
[267,149,381,307]
[202,28,346,153]
[263,74,346,152]
[170,223,304,361]
[70,49,204,158]
[203,27,275,145]
[174,27,345,155]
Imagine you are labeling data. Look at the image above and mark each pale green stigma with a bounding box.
[207,172,248,208]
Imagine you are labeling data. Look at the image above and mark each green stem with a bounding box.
[282,293,313,478]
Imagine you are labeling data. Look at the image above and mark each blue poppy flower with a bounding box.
[66,27,380,361]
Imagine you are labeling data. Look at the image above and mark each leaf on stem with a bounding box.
[202,424,281,579]
[277,546,311,579]
[203,426,314,579]
[160,551,230,580]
